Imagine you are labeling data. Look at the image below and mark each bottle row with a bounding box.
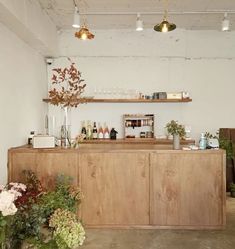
[125,119,154,128]
[81,121,118,140]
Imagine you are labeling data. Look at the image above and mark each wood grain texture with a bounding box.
[82,138,195,145]
[150,152,225,227]
[8,150,78,189]
[8,147,226,229]
[79,152,150,225]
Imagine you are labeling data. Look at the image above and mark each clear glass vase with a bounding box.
[60,107,71,148]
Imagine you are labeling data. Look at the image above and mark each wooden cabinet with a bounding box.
[8,146,226,229]
[8,149,78,189]
[79,152,149,226]
[150,152,226,228]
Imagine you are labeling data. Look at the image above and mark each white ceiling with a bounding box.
[38,0,235,31]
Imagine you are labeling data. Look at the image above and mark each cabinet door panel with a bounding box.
[36,153,78,189]
[9,152,37,182]
[80,152,149,225]
[150,152,225,227]
[9,152,78,189]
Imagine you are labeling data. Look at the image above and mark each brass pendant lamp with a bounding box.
[73,0,95,40]
[75,25,95,40]
[154,0,176,32]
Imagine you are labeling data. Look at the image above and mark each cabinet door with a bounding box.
[36,152,78,189]
[150,152,225,227]
[8,151,78,189]
[79,152,149,226]
[9,152,37,183]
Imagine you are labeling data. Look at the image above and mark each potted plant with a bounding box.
[230,183,235,198]
[166,120,186,149]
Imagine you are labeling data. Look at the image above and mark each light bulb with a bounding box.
[162,23,168,32]
[81,33,88,40]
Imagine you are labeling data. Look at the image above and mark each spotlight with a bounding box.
[222,13,230,31]
[136,13,144,31]
[72,6,80,28]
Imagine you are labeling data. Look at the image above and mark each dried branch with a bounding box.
[48,59,86,108]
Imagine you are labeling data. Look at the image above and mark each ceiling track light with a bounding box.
[136,13,144,31]
[222,13,230,31]
[72,1,80,28]
[153,0,176,32]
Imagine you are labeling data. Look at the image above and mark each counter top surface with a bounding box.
[9,144,225,154]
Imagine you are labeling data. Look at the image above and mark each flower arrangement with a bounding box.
[72,134,86,148]
[166,120,186,138]
[0,183,26,247]
[48,58,86,108]
[1,171,85,249]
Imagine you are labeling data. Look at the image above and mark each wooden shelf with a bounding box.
[81,138,195,145]
[43,98,192,103]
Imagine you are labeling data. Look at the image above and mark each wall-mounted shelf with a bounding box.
[43,98,192,103]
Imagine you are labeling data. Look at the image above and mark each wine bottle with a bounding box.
[98,123,104,139]
[86,121,92,140]
[81,121,87,139]
[92,122,98,139]
[103,123,110,139]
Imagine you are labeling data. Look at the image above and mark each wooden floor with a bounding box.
[81,196,235,249]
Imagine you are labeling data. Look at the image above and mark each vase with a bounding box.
[60,107,71,148]
[173,134,180,150]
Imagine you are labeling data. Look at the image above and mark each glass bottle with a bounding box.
[86,121,92,140]
[103,122,110,139]
[98,123,104,139]
[92,122,98,139]
[81,121,87,139]
[199,133,207,150]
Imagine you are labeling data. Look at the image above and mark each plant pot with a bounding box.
[173,134,180,150]
[231,191,235,198]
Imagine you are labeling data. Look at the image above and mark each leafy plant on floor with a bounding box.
[5,170,84,249]
[230,183,235,192]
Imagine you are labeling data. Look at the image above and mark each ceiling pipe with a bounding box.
[76,10,235,15]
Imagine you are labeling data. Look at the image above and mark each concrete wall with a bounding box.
[47,29,235,141]
[0,23,48,184]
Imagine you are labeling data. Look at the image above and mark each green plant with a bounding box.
[205,132,234,159]
[49,209,85,249]
[6,171,84,249]
[230,183,235,192]
[166,120,186,138]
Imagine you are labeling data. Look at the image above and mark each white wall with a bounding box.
[0,0,58,56]
[47,29,235,142]
[0,23,48,184]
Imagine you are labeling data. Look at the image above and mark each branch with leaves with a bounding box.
[48,59,86,108]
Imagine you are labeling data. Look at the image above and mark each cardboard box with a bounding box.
[33,135,55,148]
[167,92,182,99]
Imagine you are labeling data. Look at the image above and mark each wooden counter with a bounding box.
[8,145,226,230]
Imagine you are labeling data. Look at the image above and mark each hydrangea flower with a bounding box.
[0,191,17,216]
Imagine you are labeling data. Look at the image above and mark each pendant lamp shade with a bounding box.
[75,26,95,40]
[154,19,176,32]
